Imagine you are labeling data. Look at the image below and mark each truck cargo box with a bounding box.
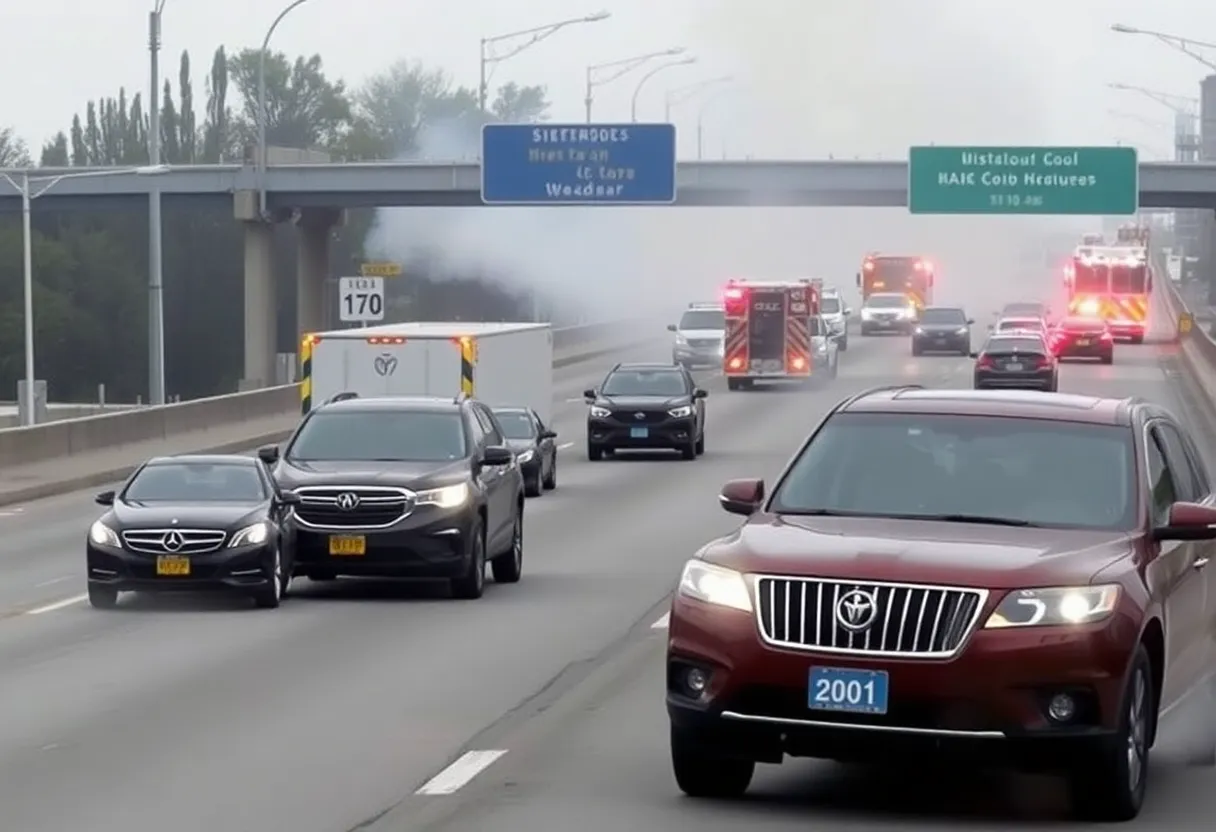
[302,322,553,423]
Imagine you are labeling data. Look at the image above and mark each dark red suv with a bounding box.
[666,385,1216,821]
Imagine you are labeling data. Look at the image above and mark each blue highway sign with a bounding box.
[481,123,677,205]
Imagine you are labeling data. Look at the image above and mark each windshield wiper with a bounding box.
[913,513,1036,527]
[781,509,1037,527]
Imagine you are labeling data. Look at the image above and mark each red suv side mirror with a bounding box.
[719,478,764,516]
[1152,501,1216,541]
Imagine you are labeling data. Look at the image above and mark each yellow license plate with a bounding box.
[1076,339,1090,346]
[329,535,366,556]
[156,555,191,576]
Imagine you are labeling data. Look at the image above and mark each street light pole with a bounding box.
[585,48,686,122]
[479,11,610,113]
[148,0,168,406]
[1110,24,1216,71]
[629,56,696,122]
[0,166,169,426]
[258,0,313,220]
[696,86,735,159]
[664,75,733,121]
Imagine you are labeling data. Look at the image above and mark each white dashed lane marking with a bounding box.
[651,612,669,629]
[415,750,508,795]
[27,594,87,615]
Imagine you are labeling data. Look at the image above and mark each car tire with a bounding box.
[1130,335,1144,345]
[524,472,542,498]
[587,441,604,461]
[450,520,486,600]
[1101,353,1114,365]
[680,438,697,460]
[838,336,848,351]
[254,546,284,609]
[670,725,754,798]
[542,455,557,490]
[694,433,705,455]
[490,511,523,584]
[911,342,922,356]
[860,325,871,336]
[88,584,118,610]
[1068,645,1153,822]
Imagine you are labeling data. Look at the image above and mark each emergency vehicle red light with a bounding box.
[368,336,406,345]
[727,357,744,370]
[790,356,806,371]
[302,334,321,347]
[863,261,874,271]
[724,288,744,300]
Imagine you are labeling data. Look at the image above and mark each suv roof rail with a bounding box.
[325,392,359,405]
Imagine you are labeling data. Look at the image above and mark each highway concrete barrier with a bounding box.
[0,319,658,471]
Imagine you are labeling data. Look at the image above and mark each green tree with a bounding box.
[202,47,233,162]
[0,127,31,166]
[178,51,197,163]
[39,133,69,166]
[227,49,351,151]
[491,82,550,122]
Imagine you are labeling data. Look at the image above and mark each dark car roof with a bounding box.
[318,396,464,413]
[841,387,1131,426]
[148,454,256,466]
[612,362,682,371]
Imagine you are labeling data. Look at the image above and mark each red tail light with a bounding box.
[1036,355,1053,369]
[976,354,994,369]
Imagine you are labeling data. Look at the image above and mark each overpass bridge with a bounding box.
[3,159,1215,388]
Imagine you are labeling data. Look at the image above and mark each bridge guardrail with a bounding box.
[0,319,650,469]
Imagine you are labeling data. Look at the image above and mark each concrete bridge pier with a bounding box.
[241,220,276,390]
[296,207,343,345]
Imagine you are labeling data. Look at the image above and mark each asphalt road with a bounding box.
[0,313,1210,831]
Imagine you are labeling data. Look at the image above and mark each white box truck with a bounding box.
[302,322,554,423]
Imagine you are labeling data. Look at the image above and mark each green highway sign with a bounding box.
[907,146,1138,215]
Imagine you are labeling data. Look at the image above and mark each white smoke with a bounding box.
[365,0,1101,324]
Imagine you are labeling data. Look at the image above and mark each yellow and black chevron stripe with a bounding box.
[300,335,314,414]
[459,337,475,396]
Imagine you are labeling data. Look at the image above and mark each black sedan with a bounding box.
[972,333,1058,392]
[86,454,299,609]
[492,406,559,497]
[911,306,973,355]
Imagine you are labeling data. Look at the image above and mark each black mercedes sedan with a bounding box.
[911,306,974,356]
[86,454,299,610]
[491,406,558,497]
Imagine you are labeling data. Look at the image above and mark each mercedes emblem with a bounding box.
[835,589,879,632]
[335,492,361,510]
[634,412,646,420]
[161,530,185,552]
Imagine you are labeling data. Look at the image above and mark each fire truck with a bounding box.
[857,254,934,312]
[722,278,820,391]
[1115,223,1150,247]
[1064,246,1152,343]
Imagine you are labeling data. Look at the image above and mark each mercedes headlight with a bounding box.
[229,522,270,547]
[984,585,1120,628]
[417,482,469,509]
[668,405,693,418]
[678,560,752,612]
[515,449,534,464]
[89,520,120,547]
[955,327,968,335]
[589,405,611,418]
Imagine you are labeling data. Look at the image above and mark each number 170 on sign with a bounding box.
[338,276,385,323]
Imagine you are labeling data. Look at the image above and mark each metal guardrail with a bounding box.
[0,319,646,468]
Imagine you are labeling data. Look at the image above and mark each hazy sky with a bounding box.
[5,0,1214,157]
[5,0,1214,317]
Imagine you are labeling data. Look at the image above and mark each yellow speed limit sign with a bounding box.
[360,261,402,277]
[1179,312,1193,336]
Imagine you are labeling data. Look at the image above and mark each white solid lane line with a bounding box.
[557,442,574,450]
[415,750,508,795]
[651,612,669,629]
[27,594,87,615]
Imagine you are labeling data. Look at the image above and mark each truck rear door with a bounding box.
[748,290,786,369]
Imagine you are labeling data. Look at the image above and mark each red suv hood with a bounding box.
[703,515,1134,590]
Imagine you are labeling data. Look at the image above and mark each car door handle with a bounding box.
[1195,557,1210,570]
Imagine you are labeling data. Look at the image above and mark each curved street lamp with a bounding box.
[585,48,685,122]
[630,57,697,122]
